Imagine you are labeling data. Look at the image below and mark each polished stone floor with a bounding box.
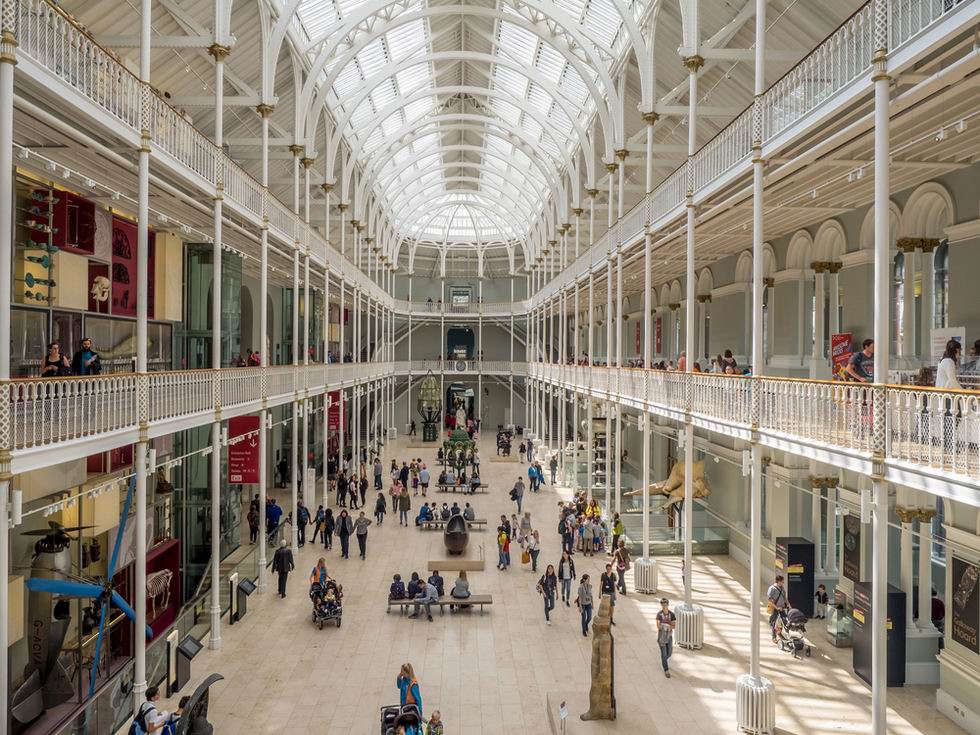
[156,434,962,734]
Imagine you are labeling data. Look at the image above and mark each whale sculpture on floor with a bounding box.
[444,514,469,555]
[624,460,711,511]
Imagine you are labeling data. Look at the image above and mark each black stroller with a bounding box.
[380,704,422,734]
[776,608,811,659]
[309,579,343,629]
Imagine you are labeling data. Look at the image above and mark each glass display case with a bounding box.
[827,588,854,647]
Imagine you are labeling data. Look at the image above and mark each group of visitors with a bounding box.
[414,501,475,524]
[388,569,471,621]
[556,493,612,557]
[41,337,102,376]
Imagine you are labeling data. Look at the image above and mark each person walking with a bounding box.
[611,513,624,554]
[599,563,618,626]
[519,441,526,462]
[336,509,354,559]
[246,506,259,544]
[581,518,596,557]
[527,463,538,493]
[511,476,525,514]
[311,505,325,545]
[537,564,558,625]
[558,550,576,606]
[613,540,631,595]
[359,474,369,508]
[322,508,335,551]
[374,457,384,490]
[296,501,310,547]
[767,574,789,642]
[527,530,541,572]
[353,512,372,559]
[496,526,510,570]
[272,539,294,598]
[419,464,430,496]
[656,598,677,677]
[71,337,102,376]
[396,663,423,714]
[397,488,412,526]
[374,492,387,525]
[549,454,558,485]
[575,574,594,637]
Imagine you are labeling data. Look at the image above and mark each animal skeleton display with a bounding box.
[89,275,110,302]
[623,460,711,511]
[145,569,173,619]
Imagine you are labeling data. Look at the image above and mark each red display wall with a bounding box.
[111,216,155,318]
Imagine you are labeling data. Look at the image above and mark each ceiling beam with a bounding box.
[97,35,215,49]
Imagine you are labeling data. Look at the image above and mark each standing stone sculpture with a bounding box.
[581,596,616,721]
[416,372,442,441]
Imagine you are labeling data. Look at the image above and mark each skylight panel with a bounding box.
[295,0,343,39]
[357,38,388,79]
[380,114,402,139]
[553,0,588,23]
[520,116,544,144]
[493,66,528,99]
[371,78,399,110]
[334,62,363,98]
[395,65,431,98]
[490,99,521,126]
[583,0,621,47]
[526,84,553,118]
[403,97,435,125]
[497,22,537,66]
[386,19,427,61]
[535,45,565,85]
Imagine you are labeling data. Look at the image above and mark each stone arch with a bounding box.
[813,219,847,263]
[859,200,902,251]
[669,280,683,304]
[785,230,813,271]
[696,268,714,297]
[734,251,753,284]
[902,181,956,239]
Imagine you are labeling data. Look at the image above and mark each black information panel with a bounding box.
[842,514,862,582]
[852,581,906,687]
[775,536,814,618]
[951,556,980,654]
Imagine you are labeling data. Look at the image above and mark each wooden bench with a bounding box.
[419,518,487,530]
[436,483,488,493]
[386,594,493,616]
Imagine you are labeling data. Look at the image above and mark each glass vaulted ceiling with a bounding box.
[291,0,642,247]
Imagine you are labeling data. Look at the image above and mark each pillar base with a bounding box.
[257,567,267,593]
[676,603,704,649]
[633,557,658,594]
[209,606,222,650]
[735,674,776,734]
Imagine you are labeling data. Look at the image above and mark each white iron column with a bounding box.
[812,263,827,374]
[303,252,311,512]
[825,478,839,575]
[572,283,580,492]
[290,242,300,554]
[132,0,153,701]
[257,101,272,592]
[208,39,230,652]
[871,5,891,731]
[509,277,515,424]
[681,54,701,636]
[919,241,936,361]
[587,272,595,503]
[642,232,653,561]
[338,280,346,463]
[917,513,934,629]
[899,242,916,359]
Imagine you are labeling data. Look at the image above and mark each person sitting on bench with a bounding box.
[415,504,432,526]
[450,502,461,516]
[428,570,445,597]
[389,574,406,600]
[463,503,475,521]
[449,571,471,610]
[470,473,482,495]
[440,503,451,520]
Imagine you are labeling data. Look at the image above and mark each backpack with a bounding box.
[129,703,156,735]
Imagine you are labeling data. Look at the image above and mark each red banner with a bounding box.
[635,321,641,355]
[831,333,853,381]
[328,391,344,431]
[655,317,662,354]
[228,416,260,484]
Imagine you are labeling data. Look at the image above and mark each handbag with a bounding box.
[521,549,530,565]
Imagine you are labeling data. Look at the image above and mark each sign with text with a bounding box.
[635,321,642,355]
[842,513,862,582]
[831,332,852,380]
[328,391,343,431]
[951,556,980,654]
[931,327,965,363]
[655,317,662,354]
[228,416,260,484]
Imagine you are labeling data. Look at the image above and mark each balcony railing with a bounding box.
[12,0,385,306]
[393,300,529,316]
[530,364,980,483]
[531,0,965,307]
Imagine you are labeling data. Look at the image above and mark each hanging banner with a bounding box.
[328,391,343,431]
[831,333,853,381]
[228,415,260,484]
[655,317,662,354]
[635,321,642,356]
[842,513,862,582]
[951,556,980,654]
[931,327,965,363]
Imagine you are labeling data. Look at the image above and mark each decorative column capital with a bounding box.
[810,261,829,273]
[320,183,333,193]
[562,223,571,232]
[919,238,941,253]
[696,294,712,304]
[300,156,315,169]
[208,43,232,61]
[614,148,628,162]
[255,103,275,117]
[336,202,348,213]
[895,506,919,524]
[763,277,775,288]
[288,144,304,157]
[826,261,843,274]
[642,111,660,126]
[349,219,360,229]
[572,208,584,217]
[605,162,618,174]
[682,55,705,72]
[548,239,558,247]
[586,188,599,198]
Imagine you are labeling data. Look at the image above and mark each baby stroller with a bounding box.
[776,608,811,659]
[380,704,422,735]
[309,580,343,629]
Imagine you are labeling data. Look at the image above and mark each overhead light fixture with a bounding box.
[955,119,967,134]
[84,178,96,188]
[111,191,121,200]
[16,148,29,160]
[935,127,946,142]
[811,189,818,199]
[45,160,57,172]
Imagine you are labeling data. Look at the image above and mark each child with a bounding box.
[427,710,445,735]
[814,584,829,619]
[390,574,406,600]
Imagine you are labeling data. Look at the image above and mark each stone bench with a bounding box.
[419,518,487,530]
[386,594,493,615]
[436,483,488,493]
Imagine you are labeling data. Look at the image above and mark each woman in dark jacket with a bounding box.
[336,509,354,559]
[557,551,576,606]
[359,474,369,507]
[537,564,559,624]
[375,492,387,525]
[322,508,335,550]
